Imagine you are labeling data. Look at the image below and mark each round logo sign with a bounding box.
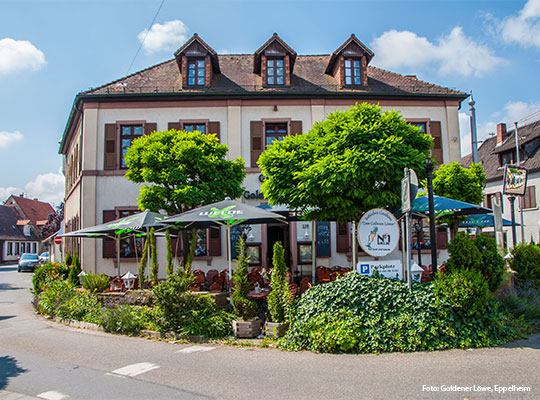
[358,208,400,257]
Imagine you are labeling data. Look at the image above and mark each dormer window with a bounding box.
[267,58,284,85]
[344,59,362,86]
[188,59,205,86]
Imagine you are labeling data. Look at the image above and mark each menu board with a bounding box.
[230,225,242,260]
[316,221,331,257]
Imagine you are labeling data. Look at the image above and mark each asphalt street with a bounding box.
[1,263,539,400]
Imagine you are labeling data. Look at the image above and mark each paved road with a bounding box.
[1,263,539,400]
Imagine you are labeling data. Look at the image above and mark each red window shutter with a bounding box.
[336,222,350,253]
[436,228,447,249]
[168,122,181,131]
[250,121,263,168]
[430,121,443,165]
[290,121,303,135]
[208,227,221,256]
[104,124,117,170]
[102,210,116,258]
[144,123,157,135]
[208,121,220,142]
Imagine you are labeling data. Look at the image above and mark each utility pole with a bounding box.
[469,92,479,164]
[515,122,525,243]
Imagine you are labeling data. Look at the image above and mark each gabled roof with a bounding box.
[325,34,375,75]
[4,195,54,235]
[253,33,297,74]
[0,205,29,241]
[461,119,540,182]
[174,33,220,74]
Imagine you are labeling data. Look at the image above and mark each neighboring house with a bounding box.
[59,33,467,277]
[461,119,540,245]
[0,205,39,263]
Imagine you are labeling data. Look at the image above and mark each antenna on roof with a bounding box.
[126,0,166,75]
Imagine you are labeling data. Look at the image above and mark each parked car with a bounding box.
[39,252,50,264]
[18,253,40,272]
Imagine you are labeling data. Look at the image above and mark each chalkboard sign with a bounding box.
[230,225,242,260]
[316,221,331,257]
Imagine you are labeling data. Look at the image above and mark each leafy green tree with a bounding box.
[432,162,486,237]
[138,236,149,289]
[259,103,433,222]
[267,242,291,323]
[125,129,245,268]
[150,228,158,286]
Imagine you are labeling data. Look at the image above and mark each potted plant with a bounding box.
[265,242,291,337]
[231,237,260,338]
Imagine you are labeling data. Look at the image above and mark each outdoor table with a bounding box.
[247,288,271,322]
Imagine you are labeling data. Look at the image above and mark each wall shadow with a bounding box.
[0,355,27,389]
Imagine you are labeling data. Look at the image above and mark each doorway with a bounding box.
[267,225,289,268]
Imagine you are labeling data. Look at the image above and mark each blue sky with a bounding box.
[1,0,539,206]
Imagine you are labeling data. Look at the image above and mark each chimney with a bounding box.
[497,123,507,145]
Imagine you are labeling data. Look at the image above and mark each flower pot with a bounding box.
[232,318,262,338]
[265,321,289,338]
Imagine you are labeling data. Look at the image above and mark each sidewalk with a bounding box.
[0,390,40,399]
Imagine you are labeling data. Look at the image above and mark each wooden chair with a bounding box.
[288,283,298,301]
[206,269,219,285]
[317,268,331,284]
[299,277,312,295]
[188,282,200,292]
[248,272,264,288]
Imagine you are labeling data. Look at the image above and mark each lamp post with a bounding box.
[469,92,479,164]
[426,159,438,278]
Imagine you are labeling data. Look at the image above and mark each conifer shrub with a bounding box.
[139,236,150,289]
[64,253,73,268]
[67,253,82,286]
[150,228,159,286]
[445,232,506,292]
[231,237,257,321]
[267,242,291,323]
[510,243,540,285]
[81,272,110,292]
[166,228,174,276]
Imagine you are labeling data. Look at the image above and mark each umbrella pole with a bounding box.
[311,220,316,285]
[116,236,121,280]
[227,226,232,294]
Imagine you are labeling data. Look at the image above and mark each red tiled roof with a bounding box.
[7,196,54,234]
[84,54,466,97]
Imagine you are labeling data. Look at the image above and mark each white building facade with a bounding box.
[60,34,467,279]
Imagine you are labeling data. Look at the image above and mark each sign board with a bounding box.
[401,169,418,213]
[357,260,402,280]
[230,225,242,260]
[357,208,400,257]
[503,165,528,196]
[54,236,62,245]
[315,221,331,257]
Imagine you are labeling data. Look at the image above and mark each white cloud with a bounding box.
[498,0,540,49]
[24,171,65,206]
[138,20,188,55]
[0,186,22,203]
[0,38,46,74]
[460,100,540,156]
[0,131,23,149]
[371,27,505,77]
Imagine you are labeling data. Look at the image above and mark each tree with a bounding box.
[432,162,486,237]
[267,242,291,323]
[231,237,257,321]
[259,103,433,222]
[125,130,245,268]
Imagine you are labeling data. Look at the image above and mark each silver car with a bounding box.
[18,253,40,272]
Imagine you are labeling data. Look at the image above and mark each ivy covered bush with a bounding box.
[279,273,519,353]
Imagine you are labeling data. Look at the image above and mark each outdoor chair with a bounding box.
[288,283,298,301]
[317,268,331,284]
[299,277,312,295]
[188,283,201,292]
[206,269,219,284]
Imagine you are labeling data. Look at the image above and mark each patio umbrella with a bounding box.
[162,199,286,283]
[62,210,169,279]
[459,214,519,227]
[411,195,492,218]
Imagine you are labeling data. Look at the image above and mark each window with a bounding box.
[411,122,427,133]
[183,123,206,133]
[500,151,514,167]
[15,243,19,255]
[118,210,143,258]
[120,125,143,168]
[344,59,362,85]
[7,242,12,256]
[265,123,287,148]
[522,186,536,209]
[267,58,284,85]
[195,229,207,256]
[26,243,31,253]
[188,59,205,86]
[32,243,37,253]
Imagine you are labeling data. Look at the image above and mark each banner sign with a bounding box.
[357,208,400,257]
[503,165,528,196]
[357,260,402,280]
